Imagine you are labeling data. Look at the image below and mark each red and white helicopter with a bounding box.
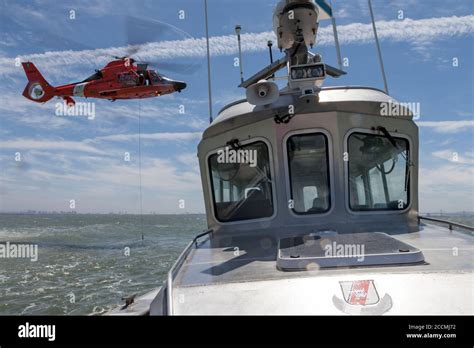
[22,57,187,106]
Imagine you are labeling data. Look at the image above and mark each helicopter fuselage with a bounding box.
[22,58,186,105]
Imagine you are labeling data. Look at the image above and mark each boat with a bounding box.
[106,0,473,316]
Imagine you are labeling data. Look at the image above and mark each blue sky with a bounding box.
[0,0,472,213]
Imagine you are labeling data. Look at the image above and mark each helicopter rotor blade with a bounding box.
[122,15,202,74]
[140,61,201,74]
[124,15,189,57]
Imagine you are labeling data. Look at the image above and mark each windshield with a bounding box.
[348,132,410,211]
[287,133,330,214]
[80,70,102,83]
[149,71,162,84]
[208,141,273,222]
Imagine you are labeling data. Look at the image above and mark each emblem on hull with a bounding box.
[333,280,392,314]
[340,280,379,305]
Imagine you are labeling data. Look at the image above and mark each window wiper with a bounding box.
[375,126,398,149]
[375,126,412,192]
[226,138,242,150]
[404,148,410,192]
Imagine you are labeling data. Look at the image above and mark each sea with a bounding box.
[0,213,206,315]
[0,212,472,315]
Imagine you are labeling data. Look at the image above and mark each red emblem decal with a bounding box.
[339,280,380,306]
[347,280,370,305]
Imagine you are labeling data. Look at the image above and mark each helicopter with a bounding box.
[22,56,187,106]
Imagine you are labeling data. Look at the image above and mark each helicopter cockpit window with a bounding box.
[81,71,103,83]
[149,71,162,85]
[348,132,410,211]
[208,141,273,222]
[287,133,331,214]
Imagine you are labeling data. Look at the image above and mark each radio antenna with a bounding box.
[329,0,343,70]
[235,25,244,83]
[138,99,144,240]
[267,40,275,79]
[204,0,213,123]
[368,0,389,94]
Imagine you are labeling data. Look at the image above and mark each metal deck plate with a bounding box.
[278,232,425,270]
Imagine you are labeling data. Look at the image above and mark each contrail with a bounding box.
[0,15,472,76]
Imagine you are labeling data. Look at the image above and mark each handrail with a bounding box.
[418,216,474,233]
[166,229,213,315]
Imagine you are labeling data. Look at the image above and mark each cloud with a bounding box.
[177,153,198,166]
[0,139,106,154]
[416,120,474,133]
[432,150,474,165]
[94,131,202,142]
[419,164,474,212]
[0,150,204,213]
[1,15,472,76]
[0,88,208,132]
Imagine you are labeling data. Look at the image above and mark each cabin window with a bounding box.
[287,133,330,214]
[208,141,274,222]
[348,132,410,211]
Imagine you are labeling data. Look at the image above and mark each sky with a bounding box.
[0,0,473,214]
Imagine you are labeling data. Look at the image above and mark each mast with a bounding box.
[204,0,213,123]
[368,0,389,94]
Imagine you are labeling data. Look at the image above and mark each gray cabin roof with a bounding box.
[203,86,414,139]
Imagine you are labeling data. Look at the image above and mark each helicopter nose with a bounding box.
[173,81,187,92]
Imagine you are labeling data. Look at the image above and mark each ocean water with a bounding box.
[0,214,206,315]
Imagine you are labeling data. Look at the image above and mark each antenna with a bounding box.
[368,0,389,94]
[267,40,274,64]
[267,40,275,79]
[235,25,244,83]
[329,0,343,70]
[204,0,213,123]
[138,99,144,240]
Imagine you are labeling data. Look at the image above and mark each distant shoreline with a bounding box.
[0,212,471,217]
[0,212,207,216]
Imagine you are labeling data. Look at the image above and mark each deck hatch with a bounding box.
[277,232,424,271]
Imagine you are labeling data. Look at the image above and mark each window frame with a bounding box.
[283,128,334,218]
[344,128,412,215]
[205,136,277,225]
